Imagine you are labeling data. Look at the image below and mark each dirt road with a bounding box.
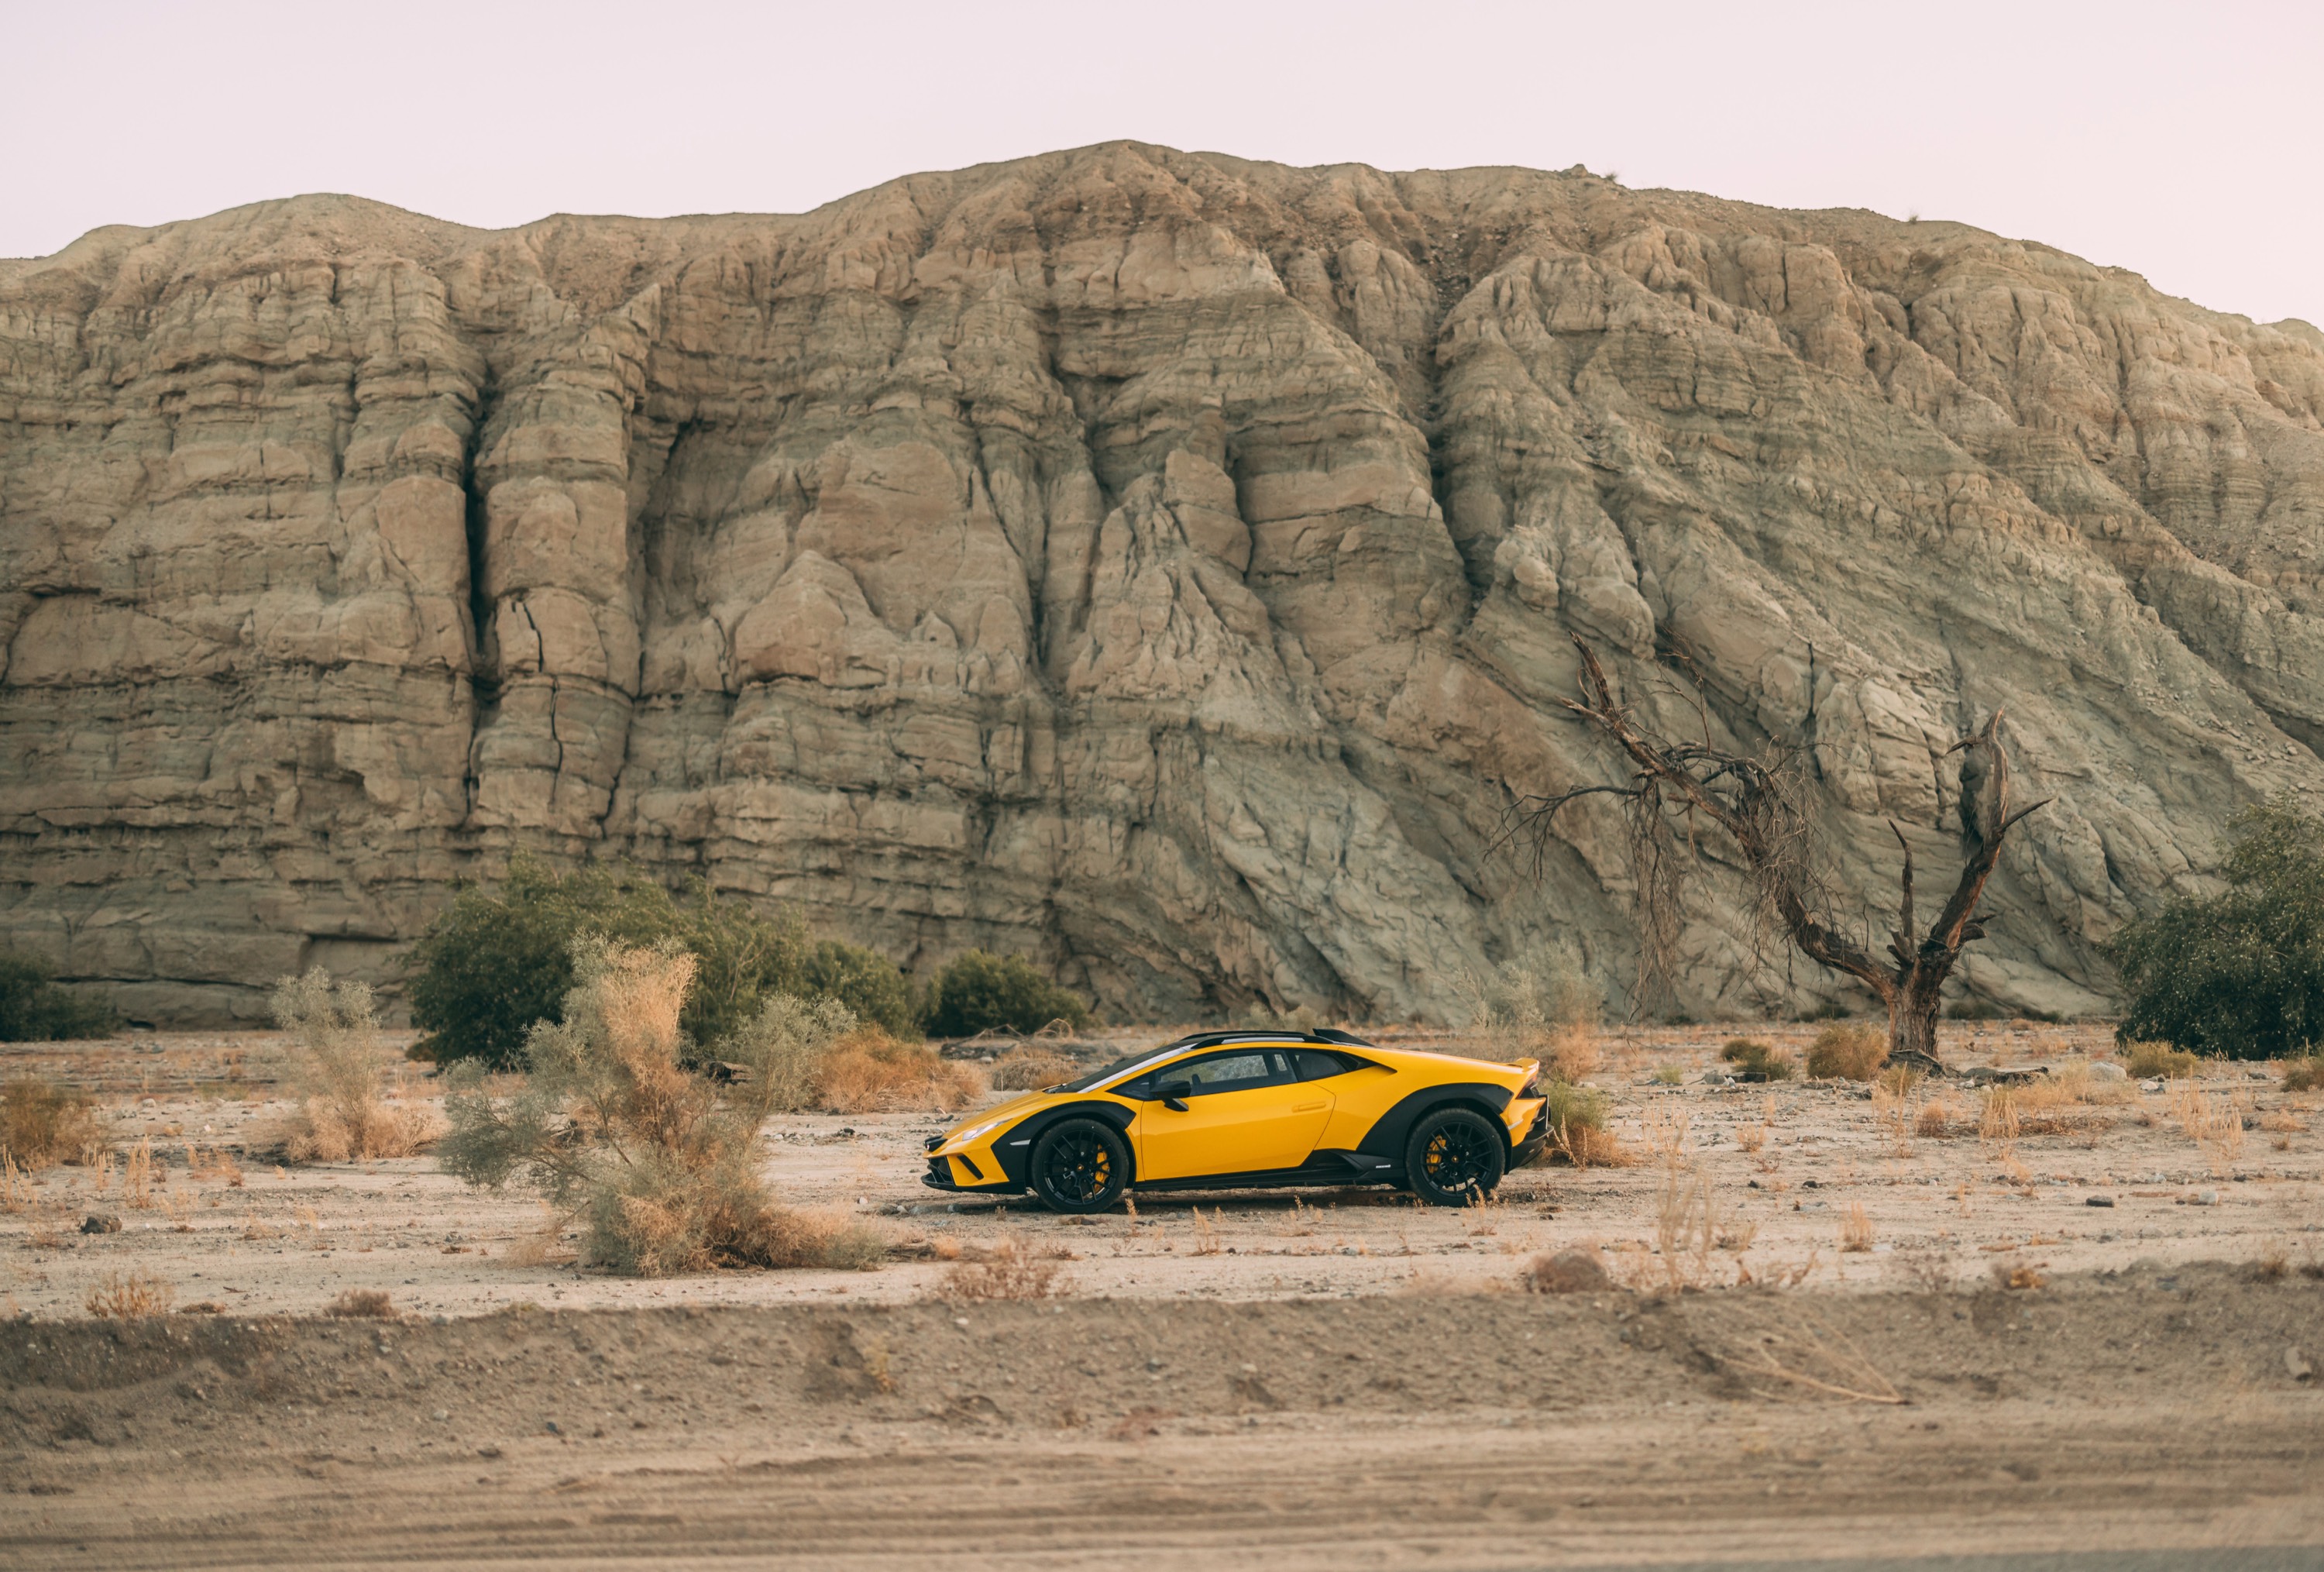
[5,1264,2320,1569]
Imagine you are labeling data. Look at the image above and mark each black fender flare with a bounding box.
[988,1102,1137,1188]
[1354,1082,1516,1166]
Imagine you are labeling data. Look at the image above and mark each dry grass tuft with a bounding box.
[122,1137,155,1209]
[187,1146,244,1186]
[1721,1038,1794,1081]
[1838,1202,1875,1253]
[1916,1096,1963,1138]
[0,1078,106,1169]
[990,1047,1080,1092]
[2166,1078,2247,1175]
[325,1288,398,1319]
[815,1030,985,1113]
[2123,1041,2199,1079]
[2281,1056,2324,1094]
[936,1234,1070,1301]
[85,1271,173,1319]
[1806,1023,1888,1081]
[273,969,443,1162]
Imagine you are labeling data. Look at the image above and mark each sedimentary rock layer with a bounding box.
[2,145,2319,1023]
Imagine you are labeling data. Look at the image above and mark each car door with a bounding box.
[1131,1049,1335,1181]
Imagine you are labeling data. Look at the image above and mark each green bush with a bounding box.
[802,940,919,1037]
[2105,798,2324,1060]
[923,951,1091,1037]
[0,951,117,1042]
[407,856,909,1067]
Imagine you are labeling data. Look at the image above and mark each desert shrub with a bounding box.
[1539,1081,1626,1167]
[923,951,1091,1037]
[2123,1040,2199,1079]
[0,951,117,1042]
[272,969,442,1162]
[1806,1023,1887,1081]
[815,1029,985,1113]
[409,857,918,1068]
[1458,957,1601,1078]
[716,992,861,1113]
[801,940,920,1037]
[2105,797,2324,1060]
[439,939,884,1276]
[0,1078,106,1168]
[2284,1056,2324,1093]
[326,1288,397,1319]
[992,1047,1079,1091]
[1721,1038,1795,1081]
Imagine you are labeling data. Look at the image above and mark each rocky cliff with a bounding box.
[4,144,2320,1026]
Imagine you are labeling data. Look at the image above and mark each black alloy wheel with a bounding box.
[1028,1119,1130,1213]
[1403,1107,1506,1206]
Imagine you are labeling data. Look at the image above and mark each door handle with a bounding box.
[1292,1099,1326,1113]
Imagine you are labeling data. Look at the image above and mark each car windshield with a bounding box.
[1056,1045,1184,1094]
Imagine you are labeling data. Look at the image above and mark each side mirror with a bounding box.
[1155,1079,1193,1112]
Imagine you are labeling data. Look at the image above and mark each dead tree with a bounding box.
[1516,635,2047,1074]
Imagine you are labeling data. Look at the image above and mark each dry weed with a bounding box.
[1724,1306,1903,1404]
[992,1048,1079,1091]
[1720,1039,1794,1082]
[2166,1079,2247,1175]
[1838,1202,1874,1254]
[1542,1082,1628,1168]
[2279,1057,2324,1094]
[1458,957,1600,1079]
[937,1235,1070,1301]
[325,1288,397,1319]
[1872,1084,1918,1157]
[1645,1152,1749,1291]
[187,1146,244,1186]
[0,1078,106,1168]
[1189,1206,1222,1255]
[161,1184,194,1232]
[85,1271,173,1319]
[1807,1023,1887,1081]
[273,969,443,1162]
[2123,1041,2199,1079]
[122,1137,155,1209]
[815,1029,984,1113]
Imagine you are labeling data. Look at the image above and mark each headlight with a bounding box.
[940,1116,1010,1151]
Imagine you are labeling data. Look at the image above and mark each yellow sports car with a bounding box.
[923,1030,1549,1212]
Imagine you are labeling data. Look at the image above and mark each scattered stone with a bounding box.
[80,1214,121,1235]
[2087,1062,2128,1082]
[2086,1195,2116,1208]
[2289,1350,2314,1382]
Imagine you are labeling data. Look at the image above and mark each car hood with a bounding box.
[932,1089,1057,1151]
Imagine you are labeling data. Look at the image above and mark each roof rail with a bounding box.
[1153,1027,1378,1051]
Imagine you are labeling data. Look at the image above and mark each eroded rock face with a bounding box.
[3,147,2319,1025]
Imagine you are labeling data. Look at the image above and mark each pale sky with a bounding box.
[6,0,2320,326]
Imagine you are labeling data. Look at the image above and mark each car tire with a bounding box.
[1027,1119,1131,1213]
[1403,1106,1506,1206]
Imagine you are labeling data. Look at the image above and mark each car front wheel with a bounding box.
[1028,1119,1130,1213]
[1403,1107,1506,1206]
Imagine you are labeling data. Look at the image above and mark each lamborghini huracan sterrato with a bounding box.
[923,1030,1551,1212]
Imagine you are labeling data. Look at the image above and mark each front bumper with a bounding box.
[1511,1106,1553,1167]
[922,1154,1019,1194]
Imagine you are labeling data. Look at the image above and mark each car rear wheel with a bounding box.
[1404,1107,1505,1206]
[1028,1119,1130,1213]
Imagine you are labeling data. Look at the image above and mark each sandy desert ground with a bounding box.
[4,1021,2320,1568]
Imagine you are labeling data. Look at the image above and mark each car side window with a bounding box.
[1294,1050,1349,1081]
[1122,1048,1295,1100]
